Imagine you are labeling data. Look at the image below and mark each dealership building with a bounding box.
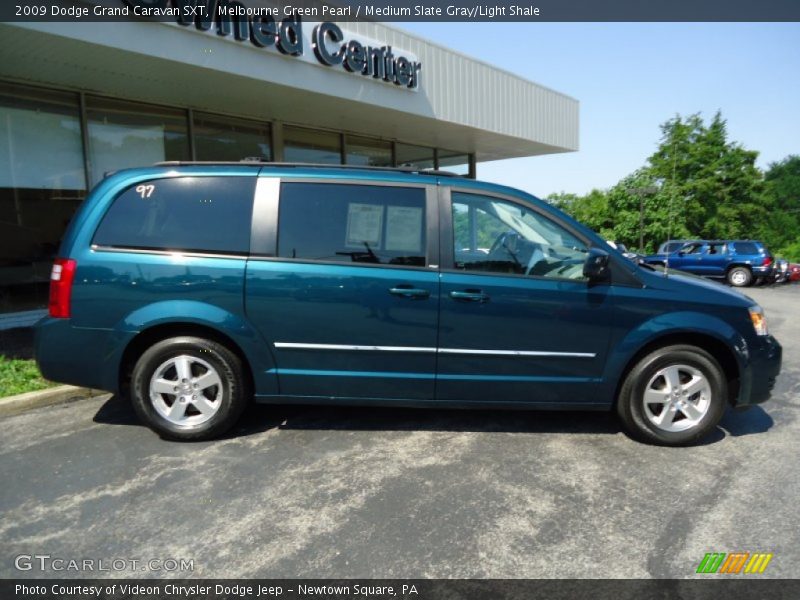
[0,6,578,327]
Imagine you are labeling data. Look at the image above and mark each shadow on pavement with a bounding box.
[93,395,623,438]
[92,395,288,437]
[718,405,774,437]
[263,405,624,436]
[92,396,138,425]
[92,395,774,443]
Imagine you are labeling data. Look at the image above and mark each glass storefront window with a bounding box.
[0,83,85,191]
[345,135,392,167]
[0,82,86,314]
[438,149,471,177]
[193,113,271,162]
[0,80,482,319]
[86,97,190,185]
[283,126,341,164]
[395,143,434,170]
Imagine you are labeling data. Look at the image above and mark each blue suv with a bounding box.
[645,240,775,287]
[35,164,782,445]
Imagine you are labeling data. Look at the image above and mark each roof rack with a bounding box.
[154,160,462,178]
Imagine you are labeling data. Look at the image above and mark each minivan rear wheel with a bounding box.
[131,336,248,441]
[616,345,726,446]
[727,266,752,287]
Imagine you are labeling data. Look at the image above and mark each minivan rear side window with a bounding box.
[278,183,427,267]
[93,176,255,254]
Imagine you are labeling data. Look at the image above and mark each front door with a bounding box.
[670,241,705,273]
[245,178,440,400]
[695,242,730,276]
[436,190,613,406]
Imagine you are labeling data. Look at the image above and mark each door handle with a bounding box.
[449,290,490,303]
[389,286,430,299]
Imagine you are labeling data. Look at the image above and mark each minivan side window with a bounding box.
[93,176,255,254]
[452,192,588,280]
[278,183,427,267]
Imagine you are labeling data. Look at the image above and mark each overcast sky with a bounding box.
[401,22,800,198]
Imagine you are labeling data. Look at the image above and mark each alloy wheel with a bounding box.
[642,364,711,433]
[149,355,223,427]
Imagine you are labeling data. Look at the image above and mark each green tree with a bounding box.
[605,170,690,254]
[548,112,794,259]
[758,155,800,260]
[548,189,614,240]
[646,112,764,241]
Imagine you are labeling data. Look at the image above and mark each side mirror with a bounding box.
[583,247,611,282]
[677,251,685,256]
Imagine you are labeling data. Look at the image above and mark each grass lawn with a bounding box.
[0,356,56,398]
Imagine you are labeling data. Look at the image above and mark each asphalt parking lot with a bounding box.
[1,285,797,579]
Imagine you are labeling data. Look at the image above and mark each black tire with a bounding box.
[130,336,249,441]
[727,266,752,287]
[616,345,727,446]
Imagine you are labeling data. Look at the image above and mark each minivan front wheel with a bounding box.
[617,345,726,446]
[131,336,248,441]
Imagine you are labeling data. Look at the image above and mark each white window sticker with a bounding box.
[385,206,423,252]
[136,184,155,198]
[346,203,384,248]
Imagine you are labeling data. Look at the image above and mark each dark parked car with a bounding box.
[35,163,781,446]
[644,240,774,287]
[606,240,642,262]
[655,239,701,256]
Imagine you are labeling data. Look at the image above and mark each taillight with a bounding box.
[48,258,77,318]
[763,256,773,266]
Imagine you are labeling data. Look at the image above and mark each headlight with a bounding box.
[749,306,769,336]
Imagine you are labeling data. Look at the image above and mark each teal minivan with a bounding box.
[35,163,782,445]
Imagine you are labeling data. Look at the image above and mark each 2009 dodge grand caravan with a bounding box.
[35,163,782,445]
